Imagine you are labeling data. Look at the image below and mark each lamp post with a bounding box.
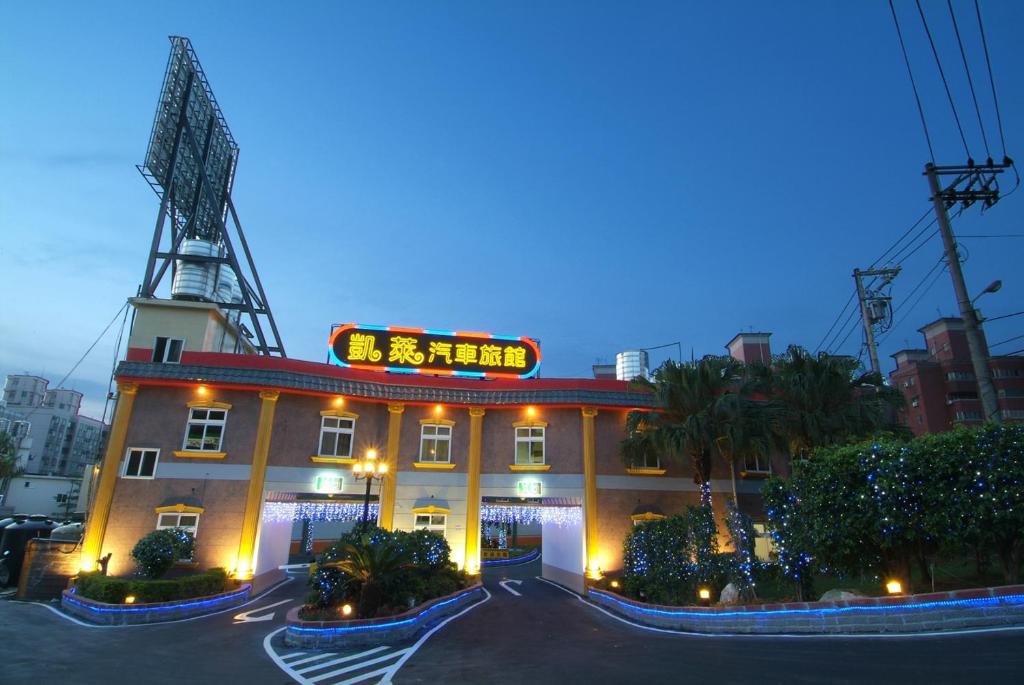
[353,449,386,531]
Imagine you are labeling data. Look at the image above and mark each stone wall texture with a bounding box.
[285,584,485,649]
[60,584,251,625]
[588,585,1024,634]
[16,539,81,600]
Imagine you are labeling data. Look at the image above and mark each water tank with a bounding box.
[616,350,650,382]
[0,515,58,587]
[171,239,219,301]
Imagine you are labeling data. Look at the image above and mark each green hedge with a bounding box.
[75,568,232,604]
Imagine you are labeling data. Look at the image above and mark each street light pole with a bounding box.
[353,449,386,531]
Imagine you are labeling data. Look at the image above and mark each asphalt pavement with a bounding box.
[1,560,1023,685]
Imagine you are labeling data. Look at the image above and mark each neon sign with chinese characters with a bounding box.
[328,324,541,379]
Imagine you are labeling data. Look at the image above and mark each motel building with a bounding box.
[81,298,777,593]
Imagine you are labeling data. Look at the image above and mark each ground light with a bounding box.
[698,587,712,606]
[886,580,903,595]
[609,580,620,589]
[124,595,136,604]
[341,604,352,617]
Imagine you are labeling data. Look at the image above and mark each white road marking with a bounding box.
[20,576,293,630]
[264,627,315,685]
[499,579,523,596]
[534,576,1024,640]
[233,598,294,624]
[293,646,391,673]
[336,666,392,685]
[280,652,308,661]
[379,587,492,682]
[308,649,409,682]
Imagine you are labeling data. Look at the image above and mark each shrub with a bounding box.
[131,528,195,579]
[75,567,230,604]
[304,526,466,619]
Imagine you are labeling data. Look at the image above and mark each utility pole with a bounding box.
[925,161,1005,422]
[853,267,900,376]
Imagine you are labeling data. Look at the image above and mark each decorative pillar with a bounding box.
[377,402,405,530]
[464,407,485,574]
[80,382,139,572]
[235,389,280,579]
[582,407,601,580]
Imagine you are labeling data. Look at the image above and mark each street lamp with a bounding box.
[971,279,1002,306]
[353,449,386,531]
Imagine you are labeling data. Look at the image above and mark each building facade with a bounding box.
[889,317,1024,436]
[1,375,109,476]
[82,300,780,592]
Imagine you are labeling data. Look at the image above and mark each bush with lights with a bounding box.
[130,528,195,580]
[621,507,725,605]
[303,525,468,620]
[763,424,1024,596]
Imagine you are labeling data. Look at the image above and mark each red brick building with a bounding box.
[889,317,1024,436]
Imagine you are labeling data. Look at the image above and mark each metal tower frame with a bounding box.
[137,36,286,357]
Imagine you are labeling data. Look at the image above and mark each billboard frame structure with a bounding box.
[137,35,286,357]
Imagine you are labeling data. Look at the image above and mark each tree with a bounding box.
[623,357,754,508]
[0,431,23,480]
[321,535,413,618]
[131,528,195,579]
[755,346,904,459]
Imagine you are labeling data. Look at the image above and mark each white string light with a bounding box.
[262,501,379,523]
[480,504,581,528]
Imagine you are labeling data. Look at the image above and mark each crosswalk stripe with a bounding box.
[334,666,393,685]
[294,646,392,675]
[280,652,308,661]
[308,649,409,683]
[288,652,339,667]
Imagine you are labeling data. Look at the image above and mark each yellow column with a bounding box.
[582,407,601,580]
[80,382,139,572]
[235,389,280,579]
[464,407,485,575]
[377,402,405,530]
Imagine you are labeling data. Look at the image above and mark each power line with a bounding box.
[957,233,1024,239]
[986,310,1024,323]
[889,0,935,161]
[814,290,857,354]
[974,0,1008,158]
[990,333,1024,348]
[879,261,950,346]
[871,207,933,268]
[948,0,990,159]
[916,0,971,159]
[828,305,862,354]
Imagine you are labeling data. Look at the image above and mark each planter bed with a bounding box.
[285,582,484,649]
[588,584,1024,635]
[61,584,251,625]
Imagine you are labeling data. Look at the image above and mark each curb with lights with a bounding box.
[586,584,1024,635]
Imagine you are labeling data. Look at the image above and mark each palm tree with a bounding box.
[623,357,752,509]
[712,391,777,504]
[758,346,905,459]
[322,535,412,618]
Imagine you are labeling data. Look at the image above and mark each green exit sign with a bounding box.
[314,475,343,493]
[516,480,542,497]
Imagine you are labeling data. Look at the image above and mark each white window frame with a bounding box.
[743,452,771,474]
[183,408,227,452]
[318,415,355,458]
[515,426,546,465]
[156,513,200,560]
[153,336,185,364]
[414,513,447,535]
[419,424,453,463]
[631,450,660,469]
[123,448,160,479]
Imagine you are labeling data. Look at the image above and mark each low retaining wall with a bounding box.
[16,538,82,600]
[285,583,484,649]
[61,584,251,625]
[482,548,540,567]
[589,585,1024,634]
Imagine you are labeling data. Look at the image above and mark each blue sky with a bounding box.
[2,1,1023,420]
